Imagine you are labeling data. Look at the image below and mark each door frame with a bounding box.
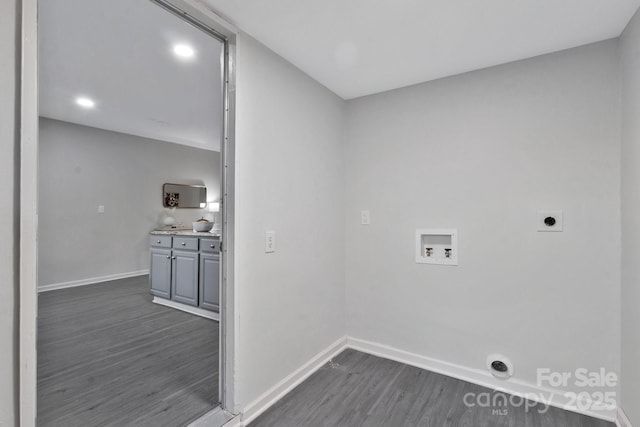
[19,1,239,424]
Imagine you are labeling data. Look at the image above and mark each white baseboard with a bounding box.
[240,336,348,425]
[220,416,242,427]
[347,337,616,423]
[617,408,633,427]
[232,336,617,426]
[153,297,220,321]
[38,270,149,292]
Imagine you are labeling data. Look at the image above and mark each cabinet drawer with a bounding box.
[201,238,220,253]
[172,236,199,251]
[150,235,172,248]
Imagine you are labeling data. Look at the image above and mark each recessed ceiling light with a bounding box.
[173,44,195,58]
[75,97,95,108]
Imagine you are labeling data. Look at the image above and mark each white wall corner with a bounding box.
[617,408,634,427]
[240,336,348,426]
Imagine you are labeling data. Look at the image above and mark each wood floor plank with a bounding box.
[37,276,219,427]
[249,348,614,427]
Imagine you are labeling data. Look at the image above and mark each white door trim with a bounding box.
[20,0,39,425]
[146,1,239,413]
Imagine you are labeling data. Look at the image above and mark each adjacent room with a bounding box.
[3,0,640,427]
[36,0,225,425]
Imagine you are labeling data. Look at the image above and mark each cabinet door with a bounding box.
[171,249,199,306]
[199,252,220,312]
[150,248,172,299]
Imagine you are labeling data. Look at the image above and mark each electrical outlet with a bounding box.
[98,205,105,214]
[265,230,275,253]
[361,210,370,225]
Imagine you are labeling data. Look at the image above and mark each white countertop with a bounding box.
[150,228,221,237]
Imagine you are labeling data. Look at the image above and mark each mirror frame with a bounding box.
[163,183,207,208]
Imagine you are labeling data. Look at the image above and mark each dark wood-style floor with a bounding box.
[250,349,614,427]
[37,276,219,427]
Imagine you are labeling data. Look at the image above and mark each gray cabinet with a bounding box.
[200,237,220,312]
[199,253,220,311]
[170,236,199,306]
[171,249,199,306]
[149,233,220,313]
[149,248,171,299]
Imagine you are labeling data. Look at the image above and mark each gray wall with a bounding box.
[234,33,347,409]
[0,0,19,425]
[620,8,640,425]
[344,41,621,397]
[38,118,220,287]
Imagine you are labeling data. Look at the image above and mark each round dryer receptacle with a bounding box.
[486,354,514,379]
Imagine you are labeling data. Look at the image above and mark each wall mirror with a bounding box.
[163,183,207,208]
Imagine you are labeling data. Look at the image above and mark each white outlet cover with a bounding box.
[265,230,275,253]
[537,210,563,232]
[361,210,370,225]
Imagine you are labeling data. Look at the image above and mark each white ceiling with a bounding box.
[39,0,224,151]
[203,0,640,99]
[39,0,640,139]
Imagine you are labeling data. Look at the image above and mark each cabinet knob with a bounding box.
[172,256,176,260]
[181,242,186,246]
[157,240,161,244]
[210,244,215,248]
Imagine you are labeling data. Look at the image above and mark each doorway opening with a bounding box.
[20,0,236,425]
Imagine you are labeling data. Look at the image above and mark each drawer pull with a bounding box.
[181,242,186,246]
[157,240,161,244]
[210,244,215,248]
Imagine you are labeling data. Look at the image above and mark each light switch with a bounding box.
[361,210,370,225]
[98,205,105,214]
[265,230,275,253]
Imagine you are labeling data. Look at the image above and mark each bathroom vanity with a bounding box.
[149,230,220,319]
